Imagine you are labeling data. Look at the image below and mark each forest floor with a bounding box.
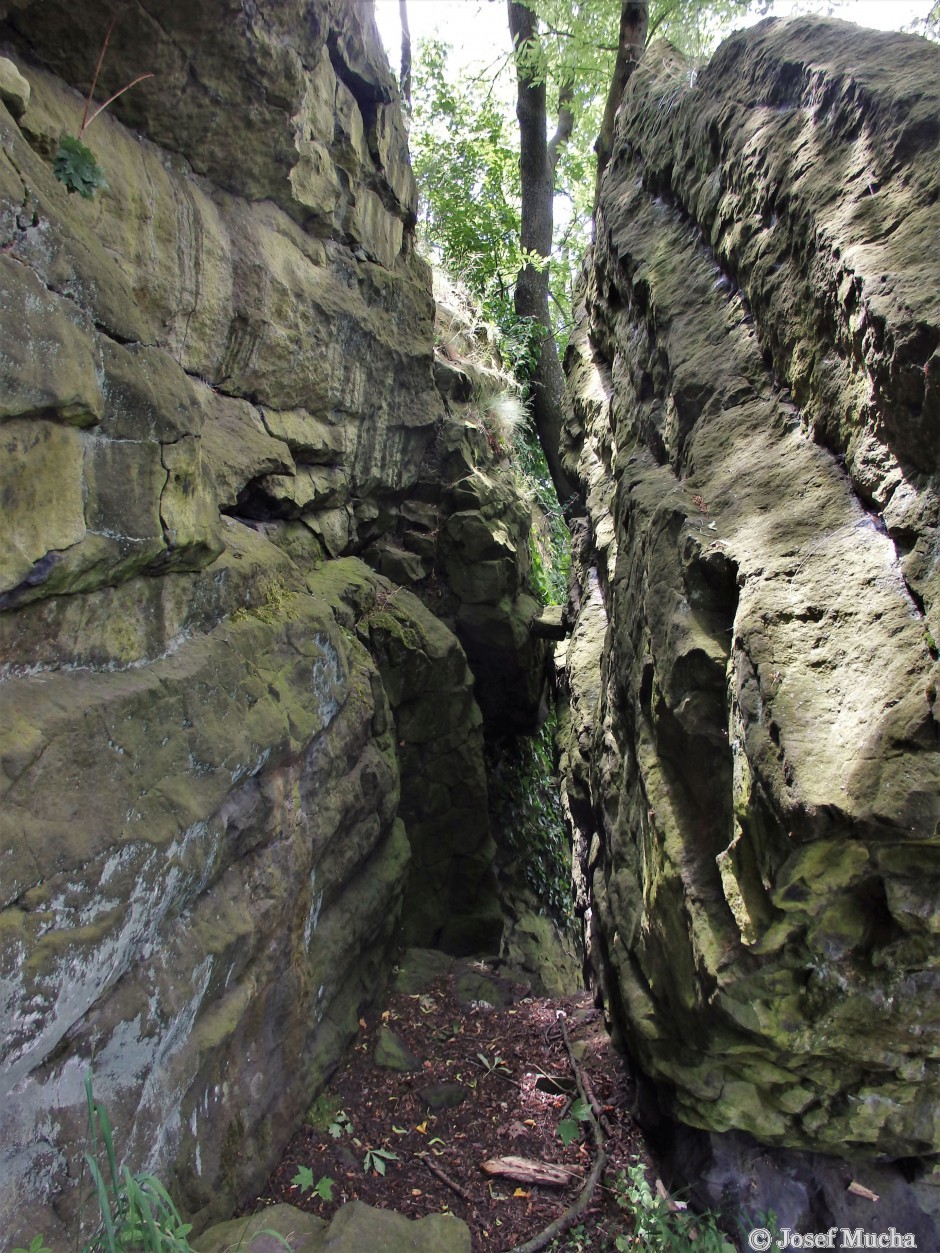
[241,948,716,1252]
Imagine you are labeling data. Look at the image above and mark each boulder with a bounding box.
[562,13,940,1176]
[197,1200,471,1253]
[0,2,505,1245]
[0,54,28,117]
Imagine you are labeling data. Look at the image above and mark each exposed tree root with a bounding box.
[503,1017,608,1253]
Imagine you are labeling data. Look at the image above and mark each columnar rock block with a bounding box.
[562,18,940,1157]
[0,2,515,1244]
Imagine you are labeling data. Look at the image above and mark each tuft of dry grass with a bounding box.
[432,267,528,456]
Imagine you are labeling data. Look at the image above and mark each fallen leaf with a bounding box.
[358,1018,367,1029]
[513,1188,529,1198]
[411,1189,423,1197]
[416,1121,428,1134]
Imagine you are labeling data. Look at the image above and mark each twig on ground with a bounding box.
[575,1056,614,1138]
[418,1151,472,1203]
[502,1017,608,1253]
[503,1147,608,1253]
[419,1151,487,1233]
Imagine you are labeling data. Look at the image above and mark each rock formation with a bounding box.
[562,14,939,1221]
[0,2,545,1243]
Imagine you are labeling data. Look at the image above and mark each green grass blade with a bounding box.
[82,1152,117,1252]
[96,1101,120,1208]
[128,1171,163,1251]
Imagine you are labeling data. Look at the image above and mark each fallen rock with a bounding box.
[374,1027,423,1073]
[419,1082,470,1111]
[530,606,568,640]
[197,1200,471,1253]
[393,948,456,994]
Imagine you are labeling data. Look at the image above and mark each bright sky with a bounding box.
[374,0,937,76]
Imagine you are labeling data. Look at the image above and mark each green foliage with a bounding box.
[328,1110,353,1139]
[362,1146,399,1176]
[412,0,758,362]
[53,135,109,199]
[511,415,570,605]
[51,15,152,200]
[291,1165,334,1202]
[912,0,940,40]
[13,1239,52,1253]
[486,714,573,924]
[611,1159,735,1252]
[80,1072,194,1252]
[412,40,521,306]
[474,1050,512,1079]
[557,1098,592,1146]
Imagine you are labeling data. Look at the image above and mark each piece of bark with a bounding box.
[847,1180,880,1202]
[481,1156,580,1188]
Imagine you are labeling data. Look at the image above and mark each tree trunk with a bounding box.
[508,0,580,510]
[595,1,649,205]
[399,0,412,107]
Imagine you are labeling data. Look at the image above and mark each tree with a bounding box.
[399,0,412,106]
[509,0,580,508]
[409,0,756,504]
[595,2,649,200]
[506,0,755,504]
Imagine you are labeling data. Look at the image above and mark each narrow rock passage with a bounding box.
[239,949,652,1251]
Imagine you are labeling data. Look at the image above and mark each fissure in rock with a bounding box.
[0,2,938,1248]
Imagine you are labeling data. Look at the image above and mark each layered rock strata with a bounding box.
[562,14,940,1173]
[0,3,543,1244]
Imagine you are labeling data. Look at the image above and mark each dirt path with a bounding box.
[240,950,663,1251]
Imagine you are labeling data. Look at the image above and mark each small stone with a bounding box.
[373,1027,423,1073]
[455,967,511,1008]
[419,1082,469,1111]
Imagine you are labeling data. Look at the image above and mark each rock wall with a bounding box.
[562,12,939,1193]
[0,3,544,1244]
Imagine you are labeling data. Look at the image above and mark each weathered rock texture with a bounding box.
[0,4,543,1245]
[562,14,940,1174]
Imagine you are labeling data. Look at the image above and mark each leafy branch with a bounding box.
[53,14,153,199]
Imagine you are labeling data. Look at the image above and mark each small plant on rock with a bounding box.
[53,15,153,199]
[328,1109,353,1139]
[611,1159,735,1252]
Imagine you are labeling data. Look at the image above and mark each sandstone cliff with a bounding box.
[0,2,544,1243]
[563,11,939,1188]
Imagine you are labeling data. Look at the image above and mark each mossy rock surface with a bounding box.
[197,1200,471,1253]
[561,16,940,1158]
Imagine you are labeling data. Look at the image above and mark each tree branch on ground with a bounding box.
[502,1017,608,1253]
